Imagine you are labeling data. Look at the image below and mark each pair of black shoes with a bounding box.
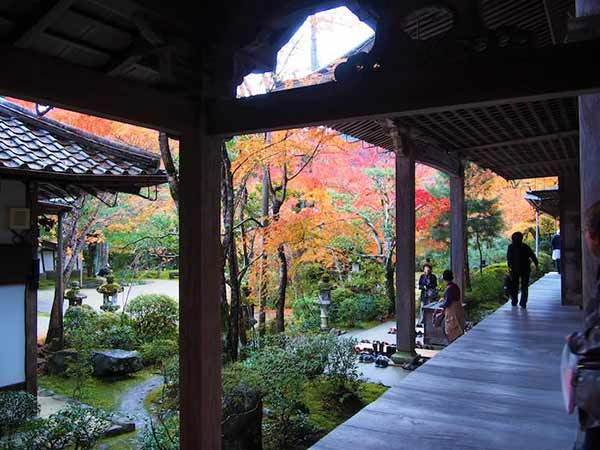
[511,301,527,309]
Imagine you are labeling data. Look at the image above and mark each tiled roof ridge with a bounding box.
[0,98,161,170]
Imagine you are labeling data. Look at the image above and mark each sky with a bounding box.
[238,6,374,97]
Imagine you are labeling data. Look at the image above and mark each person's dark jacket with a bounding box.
[551,234,561,251]
[507,243,538,274]
[418,273,437,291]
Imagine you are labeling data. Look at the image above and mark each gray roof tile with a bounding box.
[0,99,164,179]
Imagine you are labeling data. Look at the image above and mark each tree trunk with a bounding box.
[227,239,241,360]
[257,163,270,336]
[275,244,287,333]
[476,233,483,274]
[465,250,472,290]
[159,132,179,211]
[46,212,65,350]
[385,257,395,314]
[46,201,97,347]
[222,146,241,360]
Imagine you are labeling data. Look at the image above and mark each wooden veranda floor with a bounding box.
[312,273,582,450]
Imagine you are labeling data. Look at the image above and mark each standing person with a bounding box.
[552,230,561,274]
[418,263,438,324]
[567,201,600,449]
[507,232,539,308]
[434,270,466,343]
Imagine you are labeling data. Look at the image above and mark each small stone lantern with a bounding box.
[97,271,123,312]
[64,281,86,307]
[317,275,333,331]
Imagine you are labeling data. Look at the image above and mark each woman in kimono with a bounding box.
[435,270,466,343]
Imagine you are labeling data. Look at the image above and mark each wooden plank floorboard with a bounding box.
[311,274,582,450]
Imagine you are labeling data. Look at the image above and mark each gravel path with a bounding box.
[117,375,163,431]
[344,321,411,387]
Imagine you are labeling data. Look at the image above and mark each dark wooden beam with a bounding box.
[418,145,461,177]
[0,46,194,134]
[208,38,600,136]
[457,130,579,153]
[382,118,461,176]
[14,0,76,48]
[179,110,222,449]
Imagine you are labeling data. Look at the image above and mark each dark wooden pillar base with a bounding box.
[179,109,222,450]
[393,136,417,360]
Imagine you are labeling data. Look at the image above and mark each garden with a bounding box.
[2,89,557,450]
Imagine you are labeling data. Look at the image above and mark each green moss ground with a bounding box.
[39,369,155,411]
[304,379,388,433]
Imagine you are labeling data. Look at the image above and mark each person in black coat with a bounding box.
[507,231,539,308]
[551,230,561,274]
[417,263,438,324]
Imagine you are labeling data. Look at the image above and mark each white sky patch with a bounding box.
[238,6,374,97]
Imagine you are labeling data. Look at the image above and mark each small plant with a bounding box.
[8,404,110,450]
[140,414,179,450]
[0,391,39,438]
[126,294,178,343]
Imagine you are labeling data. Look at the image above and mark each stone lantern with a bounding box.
[64,281,86,307]
[97,271,123,312]
[317,275,333,331]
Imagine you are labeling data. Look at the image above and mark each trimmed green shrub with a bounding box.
[126,294,178,342]
[291,296,320,331]
[336,294,387,328]
[0,391,39,437]
[63,305,98,343]
[141,338,178,367]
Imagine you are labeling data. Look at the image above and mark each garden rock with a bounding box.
[47,349,78,375]
[91,350,143,377]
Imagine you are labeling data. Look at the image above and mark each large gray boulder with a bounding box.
[91,350,143,377]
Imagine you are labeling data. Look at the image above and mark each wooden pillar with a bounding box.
[450,168,466,297]
[55,212,64,348]
[25,182,38,395]
[578,0,600,318]
[559,174,583,307]
[392,135,417,362]
[179,107,222,450]
[535,209,540,257]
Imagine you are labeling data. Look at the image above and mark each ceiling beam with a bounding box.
[14,0,76,48]
[456,130,579,153]
[208,38,600,136]
[0,46,194,134]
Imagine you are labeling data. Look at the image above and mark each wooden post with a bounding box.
[535,209,540,257]
[179,106,222,450]
[25,182,39,395]
[559,174,583,307]
[392,135,417,363]
[578,0,600,319]
[55,212,64,348]
[450,168,466,297]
